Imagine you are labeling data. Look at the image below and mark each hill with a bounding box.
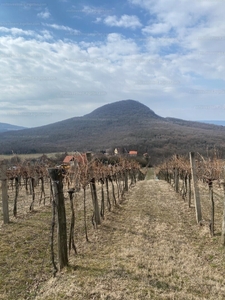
[0,122,26,133]
[84,99,160,120]
[0,99,225,162]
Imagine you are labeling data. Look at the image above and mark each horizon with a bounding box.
[1,99,225,129]
[1,1,225,127]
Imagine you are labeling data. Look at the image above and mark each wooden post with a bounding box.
[188,175,192,208]
[221,182,225,246]
[105,177,111,212]
[208,180,214,236]
[68,188,77,254]
[86,152,92,162]
[48,168,68,270]
[183,174,188,200]
[0,161,9,224]
[124,170,128,192]
[175,168,179,193]
[169,173,172,184]
[189,152,202,223]
[29,177,35,211]
[173,169,176,190]
[13,177,19,217]
[90,178,101,225]
[89,162,101,226]
[111,177,117,206]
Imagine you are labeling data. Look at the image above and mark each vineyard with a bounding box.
[0,154,145,294]
[155,152,225,239]
[1,152,225,299]
[0,154,143,219]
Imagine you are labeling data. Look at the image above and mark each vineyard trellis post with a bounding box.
[208,180,214,236]
[90,178,101,225]
[0,161,9,224]
[189,152,202,223]
[124,170,129,192]
[188,175,192,208]
[175,168,179,193]
[221,181,225,246]
[48,168,68,270]
[68,188,77,255]
[13,176,19,217]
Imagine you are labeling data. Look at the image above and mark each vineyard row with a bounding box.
[155,152,225,243]
[0,156,145,273]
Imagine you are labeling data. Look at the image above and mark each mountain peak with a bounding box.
[84,99,160,119]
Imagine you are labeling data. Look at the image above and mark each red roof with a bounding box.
[63,156,74,163]
[129,151,138,155]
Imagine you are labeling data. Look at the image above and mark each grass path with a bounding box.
[34,178,225,300]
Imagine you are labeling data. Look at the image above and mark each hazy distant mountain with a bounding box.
[0,122,26,133]
[0,99,225,163]
[198,120,225,126]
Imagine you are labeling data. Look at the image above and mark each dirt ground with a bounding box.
[31,176,225,300]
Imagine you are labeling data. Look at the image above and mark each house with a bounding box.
[62,153,88,167]
[63,155,74,164]
[129,150,138,157]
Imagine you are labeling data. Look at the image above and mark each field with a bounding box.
[0,152,72,161]
[1,168,225,299]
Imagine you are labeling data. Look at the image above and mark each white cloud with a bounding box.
[0,27,53,42]
[142,23,171,35]
[44,23,80,34]
[82,5,113,15]
[0,27,35,37]
[129,0,223,34]
[1,28,225,127]
[2,0,225,127]
[104,15,142,29]
[94,17,102,24]
[37,8,51,19]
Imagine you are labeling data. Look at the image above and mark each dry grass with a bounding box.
[0,206,53,300]
[0,152,73,161]
[1,172,225,299]
[0,180,51,219]
[144,167,155,180]
[35,176,225,299]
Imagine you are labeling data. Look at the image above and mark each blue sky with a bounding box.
[1,0,225,127]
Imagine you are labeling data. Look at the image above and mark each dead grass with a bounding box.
[35,177,225,300]
[144,167,155,180]
[0,207,53,300]
[0,180,51,219]
[1,173,225,299]
[0,152,73,161]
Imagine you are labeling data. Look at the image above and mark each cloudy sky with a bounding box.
[1,0,225,127]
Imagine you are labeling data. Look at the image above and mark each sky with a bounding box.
[1,0,225,127]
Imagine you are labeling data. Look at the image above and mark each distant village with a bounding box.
[5,147,151,169]
[61,148,150,169]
